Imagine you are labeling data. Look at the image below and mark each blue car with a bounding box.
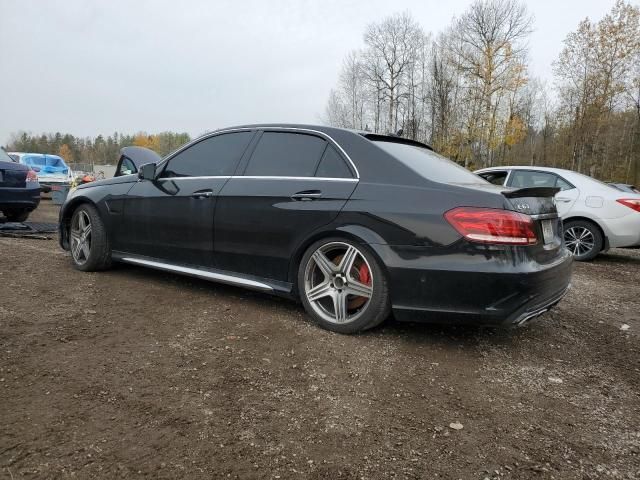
[9,152,73,193]
[0,148,41,222]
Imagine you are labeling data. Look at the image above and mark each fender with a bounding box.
[59,195,99,250]
[59,181,137,250]
[286,222,390,290]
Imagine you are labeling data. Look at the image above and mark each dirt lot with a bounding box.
[1,200,639,479]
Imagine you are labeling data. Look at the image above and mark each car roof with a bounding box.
[198,123,435,183]
[8,152,62,159]
[475,165,578,175]
[210,123,433,150]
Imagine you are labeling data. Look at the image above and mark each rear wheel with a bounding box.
[298,238,390,334]
[3,210,30,222]
[70,204,112,271]
[563,219,603,261]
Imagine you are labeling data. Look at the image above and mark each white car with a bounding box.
[8,152,73,193]
[475,166,640,261]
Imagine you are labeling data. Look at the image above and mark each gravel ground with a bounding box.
[1,200,639,479]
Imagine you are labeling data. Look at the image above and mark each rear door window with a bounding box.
[0,149,15,163]
[315,145,353,178]
[509,170,574,190]
[555,176,575,191]
[479,170,508,186]
[161,131,253,178]
[244,132,327,177]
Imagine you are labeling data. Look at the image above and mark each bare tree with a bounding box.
[321,1,639,184]
[448,0,533,166]
[363,12,425,134]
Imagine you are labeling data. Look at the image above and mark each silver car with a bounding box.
[475,166,640,261]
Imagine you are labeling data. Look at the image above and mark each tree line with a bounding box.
[324,0,640,184]
[4,131,191,165]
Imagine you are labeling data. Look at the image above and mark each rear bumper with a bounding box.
[39,179,70,193]
[0,185,41,212]
[602,214,640,248]
[370,243,573,327]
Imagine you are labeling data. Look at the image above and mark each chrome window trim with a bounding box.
[157,176,231,180]
[155,175,358,182]
[159,126,360,180]
[119,257,273,291]
[232,176,358,182]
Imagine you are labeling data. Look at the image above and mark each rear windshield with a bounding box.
[372,141,487,184]
[0,148,14,163]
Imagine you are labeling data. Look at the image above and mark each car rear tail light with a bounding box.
[26,169,38,183]
[617,198,640,213]
[444,207,538,245]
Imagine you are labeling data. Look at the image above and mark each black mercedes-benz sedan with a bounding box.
[0,147,41,222]
[59,124,572,333]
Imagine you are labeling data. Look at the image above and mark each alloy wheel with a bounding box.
[71,210,92,265]
[564,226,595,257]
[303,242,374,324]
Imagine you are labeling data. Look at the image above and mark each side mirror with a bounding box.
[138,163,157,181]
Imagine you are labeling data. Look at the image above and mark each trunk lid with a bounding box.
[502,187,559,216]
[503,186,564,256]
[0,160,28,188]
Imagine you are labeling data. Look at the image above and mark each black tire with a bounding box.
[563,219,603,261]
[297,237,390,334]
[69,203,112,271]
[4,210,30,222]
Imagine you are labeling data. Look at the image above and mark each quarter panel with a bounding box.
[338,182,507,247]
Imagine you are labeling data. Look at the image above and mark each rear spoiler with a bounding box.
[502,187,560,198]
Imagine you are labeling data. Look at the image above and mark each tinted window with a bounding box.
[510,170,555,188]
[480,171,508,186]
[555,176,574,191]
[372,141,487,184]
[245,132,327,177]
[0,148,14,163]
[162,132,253,178]
[510,170,574,190]
[315,146,352,178]
[118,157,136,176]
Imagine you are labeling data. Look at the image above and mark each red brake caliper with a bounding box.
[358,263,371,286]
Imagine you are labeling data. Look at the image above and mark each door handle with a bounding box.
[291,190,322,201]
[556,197,572,203]
[192,190,214,199]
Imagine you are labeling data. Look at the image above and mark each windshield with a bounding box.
[372,141,487,185]
[0,148,14,163]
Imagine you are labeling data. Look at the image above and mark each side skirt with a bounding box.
[111,252,293,295]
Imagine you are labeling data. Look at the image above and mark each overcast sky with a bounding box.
[0,0,619,144]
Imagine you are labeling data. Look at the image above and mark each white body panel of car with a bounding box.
[475,166,640,250]
[9,152,73,185]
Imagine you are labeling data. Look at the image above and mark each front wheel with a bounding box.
[563,220,603,261]
[298,238,390,334]
[69,204,112,271]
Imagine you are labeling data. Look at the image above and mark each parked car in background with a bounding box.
[475,166,640,261]
[114,146,162,177]
[609,183,639,194]
[0,147,40,222]
[9,152,73,192]
[59,124,571,333]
